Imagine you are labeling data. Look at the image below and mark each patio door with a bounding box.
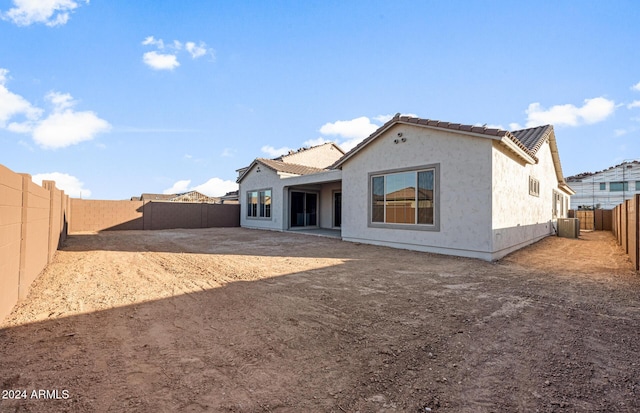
[290,191,317,227]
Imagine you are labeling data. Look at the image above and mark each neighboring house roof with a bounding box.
[273,142,344,168]
[140,191,220,203]
[275,142,344,163]
[221,190,239,198]
[566,160,640,182]
[170,191,220,203]
[237,142,343,184]
[258,158,327,175]
[140,193,176,201]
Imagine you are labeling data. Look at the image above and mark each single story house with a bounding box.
[237,114,575,261]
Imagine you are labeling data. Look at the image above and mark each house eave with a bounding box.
[498,135,537,164]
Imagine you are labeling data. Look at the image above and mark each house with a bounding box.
[237,114,575,261]
[139,191,221,203]
[236,142,344,230]
[220,190,240,204]
[566,161,640,210]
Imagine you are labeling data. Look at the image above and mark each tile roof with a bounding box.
[510,125,553,155]
[333,114,552,168]
[257,158,328,175]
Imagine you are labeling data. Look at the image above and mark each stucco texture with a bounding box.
[341,124,494,259]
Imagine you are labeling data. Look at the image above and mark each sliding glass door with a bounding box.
[290,191,317,227]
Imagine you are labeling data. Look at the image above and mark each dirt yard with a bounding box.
[1,229,639,412]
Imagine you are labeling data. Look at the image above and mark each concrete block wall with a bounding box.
[612,195,640,271]
[70,200,240,232]
[142,202,240,230]
[0,164,69,322]
[20,176,51,299]
[0,165,23,322]
[69,199,144,232]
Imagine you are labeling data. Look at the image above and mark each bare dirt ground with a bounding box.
[1,228,639,412]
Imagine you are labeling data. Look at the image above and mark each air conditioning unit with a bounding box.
[557,218,580,239]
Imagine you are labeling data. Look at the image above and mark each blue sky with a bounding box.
[1,0,639,199]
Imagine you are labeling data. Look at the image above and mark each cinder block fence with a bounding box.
[1,162,240,322]
[0,164,69,322]
[612,195,640,271]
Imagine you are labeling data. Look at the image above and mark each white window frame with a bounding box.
[529,176,540,197]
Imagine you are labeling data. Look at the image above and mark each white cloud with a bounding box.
[163,179,191,194]
[318,115,401,152]
[220,148,235,157]
[632,82,640,92]
[525,97,616,128]
[614,129,627,137]
[143,51,180,71]
[192,178,238,197]
[373,114,394,123]
[1,69,110,149]
[303,137,333,147]
[33,110,111,149]
[142,36,164,49]
[142,37,213,71]
[509,122,523,131]
[627,100,640,109]
[46,91,75,110]
[163,178,238,197]
[32,172,91,198]
[30,91,111,149]
[261,145,292,157]
[319,116,380,140]
[2,0,87,27]
[0,69,42,128]
[186,41,208,59]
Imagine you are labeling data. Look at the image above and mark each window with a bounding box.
[599,183,606,190]
[247,189,271,218]
[529,176,540,197]
[610,182,628,192]
[552,190,564,218]
[370,165,438,230]
[636,181,640,191]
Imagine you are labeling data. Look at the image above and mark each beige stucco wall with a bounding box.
[240,164,286,231]
[340,124,495,260]
[490,140,566,259]
[320,181,342,229]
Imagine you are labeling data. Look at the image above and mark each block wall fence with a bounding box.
[69,199,240,232]
[612,195,640,271]
[0,164,70,322]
